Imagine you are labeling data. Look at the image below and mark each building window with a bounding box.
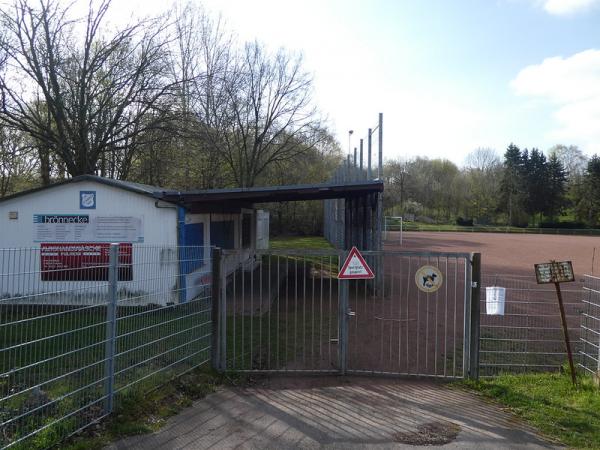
[242,214,252,249]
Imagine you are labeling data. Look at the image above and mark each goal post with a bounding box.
[384,216,403,244]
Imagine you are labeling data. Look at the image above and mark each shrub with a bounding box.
[456,217,473,226]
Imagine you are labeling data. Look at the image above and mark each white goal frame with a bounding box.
[384,216,403,244]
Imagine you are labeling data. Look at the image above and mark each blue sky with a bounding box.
[118,0,600,165]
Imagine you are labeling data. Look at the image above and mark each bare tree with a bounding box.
[167,1,233,188]
[548,144,588,179]
[0,0,175,177]
[0,126,37,196]
[464,147,500,172]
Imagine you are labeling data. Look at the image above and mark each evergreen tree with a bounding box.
[523,148,549,223]
[544,154,567,220]
[500,143,526,226]
[584,155,600,225]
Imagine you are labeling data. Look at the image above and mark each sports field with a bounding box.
[389,231,600,277]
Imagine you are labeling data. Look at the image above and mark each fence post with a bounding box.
[104,243,119,414]
[211,248,222,371]
[338,250,349,375]
[469,252,481,380]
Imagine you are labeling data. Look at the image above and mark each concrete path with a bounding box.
[107,376,558,449]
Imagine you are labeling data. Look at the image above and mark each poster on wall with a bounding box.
[33,214,143,243]
[40,243,133,281]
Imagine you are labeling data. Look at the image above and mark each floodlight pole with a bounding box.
[554,281,576,385]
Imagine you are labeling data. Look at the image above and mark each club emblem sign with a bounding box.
[415,265,443,293]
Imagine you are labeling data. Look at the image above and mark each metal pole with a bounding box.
[211,248,222,370]
[338,250,349,375]
[554,282,577,385]
[367,128,372,179]
[400,217,403,245]
[359,139,364,174]
[463,255,472,378]
[104,243,118,414]
[378,113,383,179]
[469,253,481,380]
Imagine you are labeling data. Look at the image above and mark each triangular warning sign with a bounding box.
[338,246,375,279]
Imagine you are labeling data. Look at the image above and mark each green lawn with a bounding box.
[462,372,600,449]
[270,235,334,249]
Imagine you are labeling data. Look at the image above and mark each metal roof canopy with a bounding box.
[159,180,383,213]
[0,175,383,214]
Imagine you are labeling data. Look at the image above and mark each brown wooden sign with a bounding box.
[534,260,575,284]
[533,259,577,385]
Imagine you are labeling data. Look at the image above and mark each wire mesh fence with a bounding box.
[479,274,583,377]
[580,274,600,377]
[0,245,212,449]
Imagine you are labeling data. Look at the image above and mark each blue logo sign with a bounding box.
[79,191,96,209]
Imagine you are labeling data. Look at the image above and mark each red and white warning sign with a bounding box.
[338,246,375,279]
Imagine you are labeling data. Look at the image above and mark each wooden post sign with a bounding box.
[534,260,576,385]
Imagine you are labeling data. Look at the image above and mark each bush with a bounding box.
[456,217,473,226]
[539,220,586,229]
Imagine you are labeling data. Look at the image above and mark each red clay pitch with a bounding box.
[387,231,600,278]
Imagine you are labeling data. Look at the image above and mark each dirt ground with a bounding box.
[107,376,557,450]
[388,231,600,278]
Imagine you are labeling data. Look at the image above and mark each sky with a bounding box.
[113,0,600,166]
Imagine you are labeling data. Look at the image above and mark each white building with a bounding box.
[0,175,269,305]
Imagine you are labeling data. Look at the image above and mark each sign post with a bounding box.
[337,247,375,374]
[534,260,576,385]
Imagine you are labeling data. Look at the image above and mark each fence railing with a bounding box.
[399,223,600,236]
[479,274,583,377]
[0,245,212,450]
[580,274,600,377]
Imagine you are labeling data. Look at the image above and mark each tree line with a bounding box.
[0,0,341,197]
[384,144,600,228]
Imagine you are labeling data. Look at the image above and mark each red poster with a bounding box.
[41,243,133,281]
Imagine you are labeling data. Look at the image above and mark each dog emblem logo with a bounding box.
[415,265,443,293]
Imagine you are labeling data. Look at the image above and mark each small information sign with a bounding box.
[534,261,575,284]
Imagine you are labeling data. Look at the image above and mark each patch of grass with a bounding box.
[461,372,600,449]
[270,235,334,249]
[61,368,223,450]
[269,237,338,276]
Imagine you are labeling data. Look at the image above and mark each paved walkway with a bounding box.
[107,377,558,449]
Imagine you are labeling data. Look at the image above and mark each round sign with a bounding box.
[415,265,443,293]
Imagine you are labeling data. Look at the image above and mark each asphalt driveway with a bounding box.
[107,376,558,449]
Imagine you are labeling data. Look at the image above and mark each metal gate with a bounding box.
[215,249,480,379]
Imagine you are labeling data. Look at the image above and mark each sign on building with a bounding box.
[41,243,133,281]
[33,214,144,243]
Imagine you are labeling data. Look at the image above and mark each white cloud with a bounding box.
[511,49,600,153]
[538,0,600,15]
